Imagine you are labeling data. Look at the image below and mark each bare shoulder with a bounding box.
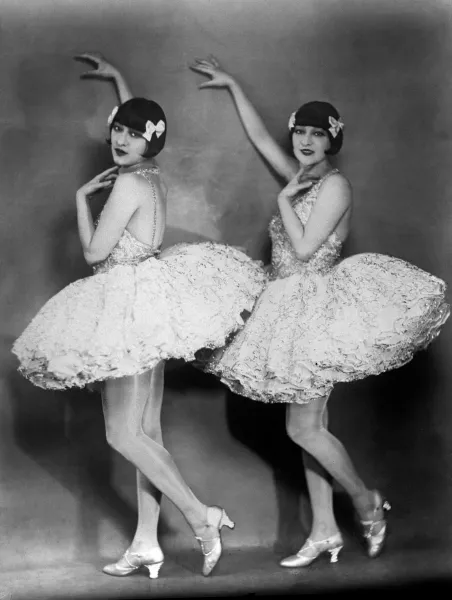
[320,172,352,206]
[113,171,157,202]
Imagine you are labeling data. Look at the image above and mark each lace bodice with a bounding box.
[269,169,343,280]
[93,166,162,275]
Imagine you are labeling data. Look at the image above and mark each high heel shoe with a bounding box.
[195,505,235,576]
[360,490,391,558]
[279,533,344,568]
[102,547,164,579]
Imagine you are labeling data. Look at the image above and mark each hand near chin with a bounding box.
[74,51,119,80]
[279,171,316,202]
[296,167,321,185]
[76,166,119,199]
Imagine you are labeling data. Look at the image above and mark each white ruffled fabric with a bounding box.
[13,242,267,390]
[202,252,449,404]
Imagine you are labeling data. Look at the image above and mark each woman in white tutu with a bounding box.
[12,54,266,578]
[190,56,449,566]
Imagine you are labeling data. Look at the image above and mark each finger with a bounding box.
[192,67,213,77]
[209,55,220,67]
[198,82,215,89]
[102,166,119,174]
[73,54,99,67]
[194,59,213,68]
[188,65,205,74]
[189,63,211,73]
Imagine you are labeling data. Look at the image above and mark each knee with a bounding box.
[286,415,318,448]
[140,420,163,443]
[105,425,133,459]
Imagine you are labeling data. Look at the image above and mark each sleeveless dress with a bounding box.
[201,169,450,404]
[12,165,267,390]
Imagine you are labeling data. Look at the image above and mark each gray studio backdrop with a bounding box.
[0,0,451,569]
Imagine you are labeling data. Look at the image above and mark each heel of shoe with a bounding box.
[145,561,164,579]
[328,545,343,563]
[219,509,235,530]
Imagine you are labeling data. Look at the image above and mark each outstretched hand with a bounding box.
[76,166,119,199]
[74,51,118,80]
[189,55,234,88]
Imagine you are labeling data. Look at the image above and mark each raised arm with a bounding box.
[74,52,133,104]
[190,57,298,182]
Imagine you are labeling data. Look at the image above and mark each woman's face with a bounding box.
[292,125,331,167]
[110,122,148,167]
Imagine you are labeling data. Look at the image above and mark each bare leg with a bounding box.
[302,407,340,541]
[286,395,380,522]
[102,371,211,536]
[131,362,165,552]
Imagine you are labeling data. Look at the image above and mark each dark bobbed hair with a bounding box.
[289,101,343,155]
[107,97,167,158]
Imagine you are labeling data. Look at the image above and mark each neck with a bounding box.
[119,157,157,174]
[298,159,332,180]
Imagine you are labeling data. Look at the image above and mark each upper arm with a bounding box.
[86,173,146,263]
[297,175,352,258]
[254,132,299,181]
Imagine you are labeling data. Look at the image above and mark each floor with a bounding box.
[1,538,452,600]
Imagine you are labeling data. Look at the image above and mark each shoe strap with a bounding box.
[297,535,342,554]
[195,535,220,557]
[123,551,140,569]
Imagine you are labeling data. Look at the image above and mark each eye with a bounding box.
[294,127,305,135]
[112,124,122,132]
[314,130,326,137]
[130,131,140,138]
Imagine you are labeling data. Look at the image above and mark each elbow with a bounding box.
[294,246,315,262]
[84,249,107,266]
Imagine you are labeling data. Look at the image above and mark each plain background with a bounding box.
[0,0,451,571]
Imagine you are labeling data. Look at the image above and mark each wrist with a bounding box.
[228,78,239,93]
[76,191,88,202]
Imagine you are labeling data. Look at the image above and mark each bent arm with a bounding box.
[278,175,352,260]
[77,174,143,265]
[75,52,133,104]
[191,58,298,181]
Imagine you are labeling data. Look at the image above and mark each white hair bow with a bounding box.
[328,116,344,138]
[288,111,297,130]
[107,106,119,126]
[143,119,166,142]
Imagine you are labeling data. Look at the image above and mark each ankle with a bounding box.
[310,523,341,541]
[128,539,161,553]
[354,489,379,521]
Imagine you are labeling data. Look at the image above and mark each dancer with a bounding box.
[190,56,449,566]
[12,55,267,579]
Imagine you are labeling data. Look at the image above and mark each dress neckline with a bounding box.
[119,159,160,175]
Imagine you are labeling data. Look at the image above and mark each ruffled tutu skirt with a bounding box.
[201,253,450,403]
[13,242,267,390]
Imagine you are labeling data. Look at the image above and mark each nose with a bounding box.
[116,131,128,146]
[301,132,312,146]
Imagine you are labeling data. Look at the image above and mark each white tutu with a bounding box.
[13,242,267,390]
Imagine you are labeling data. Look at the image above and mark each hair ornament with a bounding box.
[288,111,297,130]
[107,106,119,126]
[143,119,166,142]
[328,115,344,138]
